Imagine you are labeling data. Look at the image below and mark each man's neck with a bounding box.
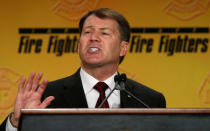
[81,64,118,81]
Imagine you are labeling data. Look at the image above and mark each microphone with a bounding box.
[117,73,150,108]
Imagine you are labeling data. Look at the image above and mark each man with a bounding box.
[0,8,166,131]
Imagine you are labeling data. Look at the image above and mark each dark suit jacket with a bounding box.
[0,69,166,130]
[42,69,166,108]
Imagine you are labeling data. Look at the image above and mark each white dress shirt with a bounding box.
[6,68,120,131]
[80,68,120,108]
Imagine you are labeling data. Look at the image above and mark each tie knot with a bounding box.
[93,82,109,93]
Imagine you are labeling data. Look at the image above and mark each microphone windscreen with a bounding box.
[114,75,120,82]
[120,74,127,82]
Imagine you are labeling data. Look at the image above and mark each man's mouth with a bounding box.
[90,47,99,52]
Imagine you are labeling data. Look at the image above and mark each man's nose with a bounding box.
[90,32,100,41]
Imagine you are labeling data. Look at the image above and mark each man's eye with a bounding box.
[102,32,109,35]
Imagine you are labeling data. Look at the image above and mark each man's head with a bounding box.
[78,8,130,69]
[79,8,130,43]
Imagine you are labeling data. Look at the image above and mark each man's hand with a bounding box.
[10,72,55,127]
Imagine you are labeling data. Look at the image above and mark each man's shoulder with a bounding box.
[47,75,75,87]
[125,78,166,108]
[47,69,80,88]
[126,78,158,93]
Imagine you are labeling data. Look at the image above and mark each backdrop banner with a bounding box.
[0,0,210,123]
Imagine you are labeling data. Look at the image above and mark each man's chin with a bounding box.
[83,60,104,68]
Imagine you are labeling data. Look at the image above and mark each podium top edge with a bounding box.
[21,108,210,114]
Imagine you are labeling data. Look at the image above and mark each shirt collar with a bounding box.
[80,68,118,95]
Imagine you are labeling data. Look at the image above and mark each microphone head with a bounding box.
[114,75,120,82]
[120,74,127,82]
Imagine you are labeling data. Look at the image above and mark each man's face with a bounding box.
[78,15,128,68]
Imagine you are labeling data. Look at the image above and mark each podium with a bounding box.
[19,108,210,131]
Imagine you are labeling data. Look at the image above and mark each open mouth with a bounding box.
[90,47,99,52]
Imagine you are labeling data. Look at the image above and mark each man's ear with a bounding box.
[120,41,129,57]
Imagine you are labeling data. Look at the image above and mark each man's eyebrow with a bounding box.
[83,25,94,29]
[100,27,112,31]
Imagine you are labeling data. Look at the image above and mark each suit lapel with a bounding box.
[120,80,145,108]
[120,80,134,108]
[62,69,88,108]
[120,90,137,108]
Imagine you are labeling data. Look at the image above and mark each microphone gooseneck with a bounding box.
[117,74,150,108]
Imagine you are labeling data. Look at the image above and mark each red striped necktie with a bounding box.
[93,82,110,108]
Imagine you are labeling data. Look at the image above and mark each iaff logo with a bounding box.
[0,68,21,120]
[49,0,100,21]
[198,73,210,107]
[164,0,210,21]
